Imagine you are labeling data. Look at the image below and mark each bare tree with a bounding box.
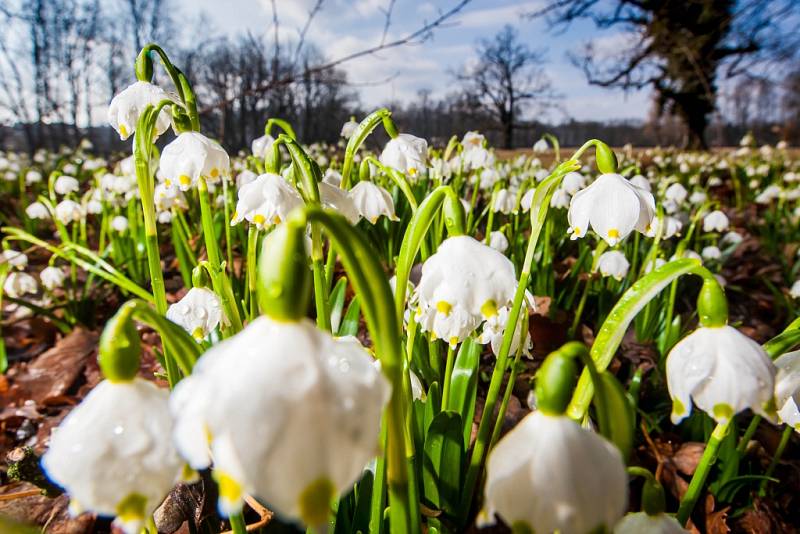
[530,0,800,149]
[457,25,557,148]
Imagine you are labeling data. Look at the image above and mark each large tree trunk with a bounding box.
[676,99,710,150]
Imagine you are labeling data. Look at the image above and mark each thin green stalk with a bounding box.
[229,513,247,534]
[197,178,222,269]
[440,343,457,411]
[759,425,793,495]
[489,317,529,448]
[735,416,761,456]
[676,420,731,526]
[246,226,259,320]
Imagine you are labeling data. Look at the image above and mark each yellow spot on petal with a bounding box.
[408,167,418,176]
[191,327,205,340]
[449,336,459,347]
[231,210,238,221]
[672,398,686,417]
[215,471,244,514]
[119,124,129,138]
[181,464,199,483]
[712,403,733,422]
[272,215,281,224]
[210,167,220,178]
[115,493,147,525]
[165,179,172,187]
[436,301,452,316]
[481,300,498,318]
[179,175,192,186]
[298,477,335,527]
[253,214,266,226]
[573,227,581,236]
[608,228,620,239]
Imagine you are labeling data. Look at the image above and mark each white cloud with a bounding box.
[452,0,544,29]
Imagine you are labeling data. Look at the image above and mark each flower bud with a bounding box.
[697,276,728,327]
[98,305,141,382]
[135,47,154,82]
[535,345,579,415]
[257,219,311,321]
[191,265,211,288]
[595,141,618,174]
[359,158,371,183]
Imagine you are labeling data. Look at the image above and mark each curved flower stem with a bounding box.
[568,241,608,338]
[676,420,731,526]
[759,425,793,495]
[341,109,393,190]
[265,118,297,139]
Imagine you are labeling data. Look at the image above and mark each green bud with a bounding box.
[698,276,728,327]
[98,304,141,382]
[595,141,618,174]
[442,190,466,236]
[359,158,371,184]
[535,346,579,415]
[135,47,154,82]
[257,219,311,321]
[171,107,192,133]
[192,265,211,288]
[382,114,399,139]
[641,476,666,516]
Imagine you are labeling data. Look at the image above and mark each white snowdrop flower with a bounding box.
[340,118,359,139]
[166,287,226,341]
[2,249,28,270]
[597,250,630,280]
[251,134,275,159]
[414,236,517,347]
[3,272,38,298]
[3,170,15,182]
[379,133,428,178]
[42,379,184,534]
[689,190,707,204]
[319,182,360,224]
[703,210,729,233]
[784,172,798,183]
[160,132,230,191]
[645,215,683,239]
[111,215,129,233]
[550,188,571,209]
[748,179,759,189]
[107,81,176,141]
[492,188,516,214]
[532,138,549,153]
[755,184,781,205]
[157,211,173,224]
[86,199,103,215]
[462,145,494,171]
[154,181,184,212]
[644,257,667,274]
[462,131,486,151]
[348,181,398,224]
[534,168,550,182]
[561,172,586,194]
[679,162,690,174]
[777,140,788,150]
[236,169,258,189]
[55,199,84,224]
[479,296,533,358]
[708,176,723,187]
[54,175,79,195]
[666,325,776,424]
[488,231,509,253]
[40,266,66,291]
[614,512,687,534]
[701,246,721,261]
[785,188,800,201]
[665,183,688,205]
[520,189,534,212]
[232,173,303,228]
[482,411,627,534]
[790,280,800,299]
[26,169,42,184]
[720,231,743,247]
[323,168,343,187]
[568,173,655,246]
[478,168,502,190]
[170,316,389,525]
[630,174,651,192]
[774,351,800,431]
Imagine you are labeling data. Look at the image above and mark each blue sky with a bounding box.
[191,0,652,122]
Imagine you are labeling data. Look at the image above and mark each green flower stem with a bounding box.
[222,177,234,273]
[566,259,706,420]
[676,420,731,526]
[459,154,583,525]
[440,343,457,411]
[484,183,502,244]
[542,133,561,163]
[735,416,761,456]
[195,261,243,336]
[265,117,297,139]
[341,109,393,190]
[229,513,247,534]
[568,241,608,338]
[0,262,8,373]
[364,156,419,210]
[489,315,530,448]
[290,207,416,533]
[246,226,259,320]
[197,177,222,269]
[759,425,793,495]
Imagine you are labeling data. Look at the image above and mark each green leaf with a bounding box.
[338,294,361,337]
[422,411,464,518]
[593,371,635,460]
[445,337,481,448]
[424,382,442,435]
[329,276,348,333]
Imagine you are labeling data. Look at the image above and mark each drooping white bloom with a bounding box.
[720,231,743,248]
[154,181,186,213]
[347,181,398,224]
[597,250,630,280]
[488,231,509,253]
[170,317,389,525]
[790,280,800,299]
[323,168,343,187]
[568,173,655,246]
[4,272,37,298]
[231,173,303,228]
[703,210,729,233]
[107,81,176,141]
[319,182,360,224]
[630,175,651,192]
[160,132,230,191]
[755,185,781,205]
[701,246,721,261]
[774,351,800,430]
[54,175,80,195]
[614,512,687,534]
[532,138,549,153]
[645,215,682,239]
[340,118,359,139]
[414,236,517,347]
[40,266,66,291]
[251,134,275,158]
[689,191,707,205]
[482,411,627,534]
[666,325,776,424]
[478,168,502,190]
[644,257,667,274]
[550,188,571,209]
[664,183,688,206]
[236,169,258,189]
[479,296,533,358]
[492,188,516,214]
[561,172,586,195]
[42,379,184,534]
[2,249,27,270]
[520,189,534,212]
[379,133,428,178]
[166,287,226,340]
[26,170,42,184]
[55,199,84,224]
